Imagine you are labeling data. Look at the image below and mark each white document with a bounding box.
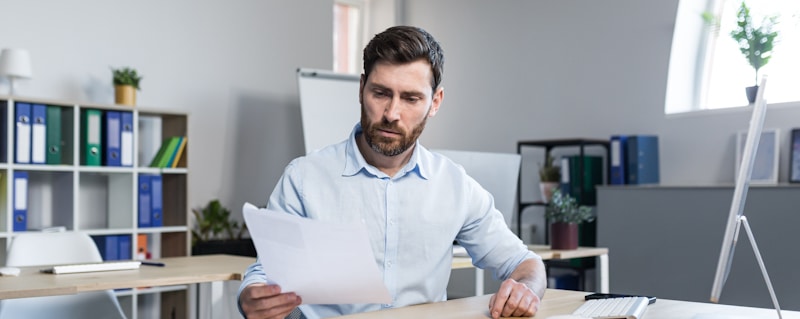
[242,203,391,305]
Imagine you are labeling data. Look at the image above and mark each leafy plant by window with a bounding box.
[545,189,594,224]
[191,199,247,246]
[704,2,779,86]
[731,2,778,86]
[111,66,143,91]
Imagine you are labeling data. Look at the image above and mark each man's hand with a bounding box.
[488,278,540,318]
[240,283,302,319]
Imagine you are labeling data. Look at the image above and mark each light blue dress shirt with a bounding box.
[238,123,538,318]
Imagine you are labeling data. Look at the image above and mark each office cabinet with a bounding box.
[0,96,189,318]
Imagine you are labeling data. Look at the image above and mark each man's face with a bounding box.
[359,60,442,157]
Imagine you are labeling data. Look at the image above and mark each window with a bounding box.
[334,0,365,74]
[666,0,800,114]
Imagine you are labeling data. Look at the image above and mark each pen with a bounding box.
[141,261,165,267]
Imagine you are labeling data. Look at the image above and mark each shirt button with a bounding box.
[386,261,392,268]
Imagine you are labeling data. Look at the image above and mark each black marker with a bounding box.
[141,261,165,267]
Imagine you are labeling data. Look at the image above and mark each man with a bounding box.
[239,26,546,319]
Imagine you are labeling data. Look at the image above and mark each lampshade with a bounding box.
[0,48,32,79]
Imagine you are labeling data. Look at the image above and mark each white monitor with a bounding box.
[433,149,521,228]
[709,76,775,305]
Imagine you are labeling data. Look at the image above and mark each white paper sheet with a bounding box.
[242,203,392,305]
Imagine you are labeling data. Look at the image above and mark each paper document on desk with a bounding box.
[242,203,392,305]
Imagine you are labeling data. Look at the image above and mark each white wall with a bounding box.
[0,0,331,219]
[401,0,800,189]
[5,0,800,236]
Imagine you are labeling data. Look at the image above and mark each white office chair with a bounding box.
[0,232,127,319]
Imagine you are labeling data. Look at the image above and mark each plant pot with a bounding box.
[115,84,136,106]
[539,182,560,203]
[746,85,759,104]
[550,222,578,250]
[192,239,256,257]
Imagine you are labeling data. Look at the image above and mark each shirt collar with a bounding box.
[343,123,428,180]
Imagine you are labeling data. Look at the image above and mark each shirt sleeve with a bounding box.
[237,260,267,317]
[455,175,540,281]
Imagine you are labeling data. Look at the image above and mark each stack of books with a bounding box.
[149,136,187,168]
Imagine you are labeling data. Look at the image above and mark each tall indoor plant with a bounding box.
[545,189,594,250]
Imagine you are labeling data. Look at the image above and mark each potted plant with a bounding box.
[111,66,142,106]
[191,199,255,257]
[538,155,561,203]
[704,2,779,104]
[545,189,594,250]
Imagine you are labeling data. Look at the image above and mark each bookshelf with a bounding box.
[517,138,609,291]
[0,96,189,319]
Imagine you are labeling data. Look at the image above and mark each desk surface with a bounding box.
[451,245,608,270]
[335,289,800,319]
[0,254,256,300]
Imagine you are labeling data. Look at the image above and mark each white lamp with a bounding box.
[0,48,33,95]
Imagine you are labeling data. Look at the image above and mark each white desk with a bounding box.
[335,288,800,319]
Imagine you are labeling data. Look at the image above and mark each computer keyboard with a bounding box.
[572,296,649,319]
[40,260,142,274]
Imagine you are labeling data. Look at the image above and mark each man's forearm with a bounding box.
[509,258,547,298]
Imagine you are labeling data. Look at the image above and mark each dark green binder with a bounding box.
[81,109,102,166]
[46,106,62,165]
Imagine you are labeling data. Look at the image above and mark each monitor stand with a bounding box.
[696,216,782,319]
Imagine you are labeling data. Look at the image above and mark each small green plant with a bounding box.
[538,155,561,183]
[191,199,247,246]
[703,2,779,86]
[111,66,143,91]
[545,189,594,224]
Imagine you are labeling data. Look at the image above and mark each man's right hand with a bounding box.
[240,283,302,319]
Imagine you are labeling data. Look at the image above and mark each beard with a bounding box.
[361,112,427,157]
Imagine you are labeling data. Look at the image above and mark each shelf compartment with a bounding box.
[78,171,134,230]
[25,170,74,231]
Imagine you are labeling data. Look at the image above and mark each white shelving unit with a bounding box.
[0,96,190,318]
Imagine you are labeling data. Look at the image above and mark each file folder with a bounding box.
[118,235,132,260]
[627,135,660,185]
[81,109,102,166]
[93,235,120,261]
[46,106,62,165]
[150,174,163,227]
[170,137,187,168]
[0,101,6,162]
[138,174,152,227]
[610,135,628,185]
[559,157,571,196]
[166,137,185,168]
[14,102,31,164]
[103,111,122,166]
[31,104,47,164]
[121,112,133,167]
[13,171,28,231]
[153,136,180,168]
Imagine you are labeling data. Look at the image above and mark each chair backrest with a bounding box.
[434,149,521,227]
[6,231,103,266]
[0,232,127,319]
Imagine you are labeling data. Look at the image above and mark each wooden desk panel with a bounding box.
[0,255,255,300]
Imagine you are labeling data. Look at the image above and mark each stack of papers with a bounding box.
[242,203,392,305]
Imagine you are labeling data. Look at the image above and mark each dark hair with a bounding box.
[362,26,444,91]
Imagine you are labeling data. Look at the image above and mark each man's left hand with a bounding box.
[488,278,540,318]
